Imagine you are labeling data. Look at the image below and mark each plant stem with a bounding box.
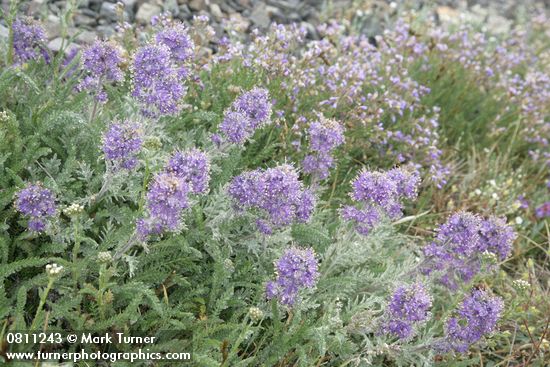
[29,277,54,331]
[72,219,81,288]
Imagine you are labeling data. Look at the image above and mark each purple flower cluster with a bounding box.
[381,283,432,339]
[166,149,210,195]
[155,22,194,78]
[302,116,345,180]
[14,184,56,232]
[11,17,49,65]
[219,88,272,144]
[76,40,124,103]
[137,149,210,239]
[102,121,143,170]
[444,289,503,353]
[341,167,420,235]
[423,212,516,289]
[535,202,550,219]
[228,164,315,234]
[137,173,190,238]
[266,247,319,306]
[131,44,186,117]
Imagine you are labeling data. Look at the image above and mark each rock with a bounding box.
[178,4,192,20]
[74,14,97,28]
[486,14,511,34]
[164,0,179,17]
[266,5,285,23]
[48,37,79,55]
[99,2,119,22]
[436,6,461,25]
[44,14,61,39]
[96,25,116,38]
[250,3,270,28]
[76,30,97,44]
[188,0,206,12]
[0,24,9,42]
[229,12,250,32]
[236,0,251,8]
[81,8,98,18]
[209,3,224,20]
[135,3,162,24]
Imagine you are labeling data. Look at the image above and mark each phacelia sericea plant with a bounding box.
[137,149,210,239]
[228,164,315,234]
[441,288,504,353]
[102,121,143,170]
[155,21,195,78]
[266,246,319,306]
[380,282,433,340]
[219,87,273,144]
[165,149,211,195]
[341,167,420,235]
[11,17,49,65]
[131,44,186,117]
[14,184,56,232]
[302,115,345,180]
[423,212,516,290]
[76,40,124,103]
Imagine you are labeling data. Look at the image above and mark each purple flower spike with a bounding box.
[307,117,345,154]
[137,172,190,239]
[15,184,56,232]
[220,110,252,144]
[166,149,210,194]
[535,202,550,219]
[444,289,503,353]
[131,44,186,117]
[381,283,432,339]
[423,212,516,289]
[12,18,49,65]
[342,167,420,235]
[301,116,345,180]
[232,87,272,129]
[218,88,272,145]
[156,22,194,70]
[76,40,124,102]
[228,164,315,234]
[102,121,143,170]
[266,247,319,306]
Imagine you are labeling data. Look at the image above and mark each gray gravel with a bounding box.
[1,0,548,53]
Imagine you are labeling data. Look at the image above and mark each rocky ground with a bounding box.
[1,0,548,53]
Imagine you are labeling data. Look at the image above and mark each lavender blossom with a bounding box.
[166,149,210,194]
[340,205,382,236]
[218,88,273,145]
[131,44,186,117]
[102,121,143,170]
[444,289,503,353]
[12,17,49,65]
[155,22,194,78]
[232,87,272,128]
[76,40,124,102]
[307,117,345,153]
[302,152,334,180]
[220,110,252,144]
[342,167,420,235]
[266,247,319,306]
[302,117,345,180]
[423,212,516,289]
[535,202,550,219]
[478,216,517,260]
[14,184,56,232]
[137,172,190,239]
[228,164,315,234]
[381,283,432,339]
